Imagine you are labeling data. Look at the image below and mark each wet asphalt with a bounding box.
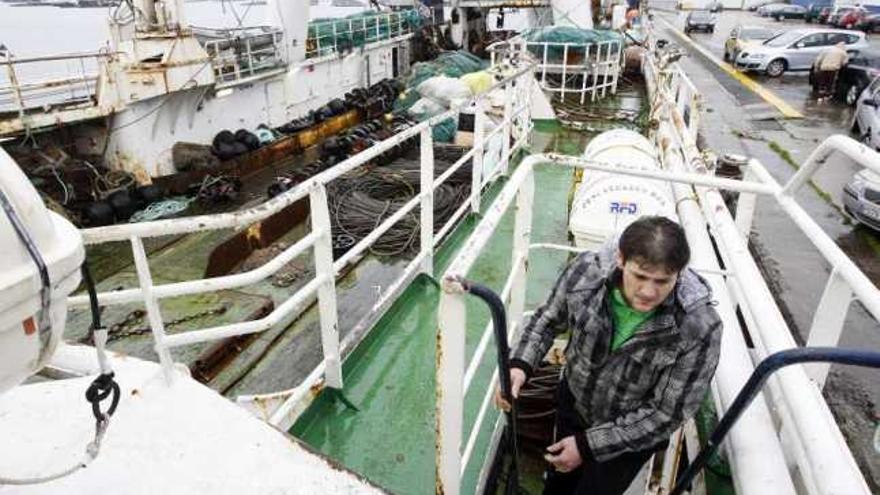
[653,9,880,488]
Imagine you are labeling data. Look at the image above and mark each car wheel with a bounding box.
[846,84,862,106]
[766,59,786,77]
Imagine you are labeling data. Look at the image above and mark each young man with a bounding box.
[497,216,722,495]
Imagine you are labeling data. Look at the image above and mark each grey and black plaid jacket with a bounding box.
[510,246,722,462]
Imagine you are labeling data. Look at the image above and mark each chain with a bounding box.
[105,306,227,343]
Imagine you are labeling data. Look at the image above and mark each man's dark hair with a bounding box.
[619,216,690,273]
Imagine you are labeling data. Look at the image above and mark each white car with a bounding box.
[843,168,880,230]
[852,75,880,150]
[734,28,868,77]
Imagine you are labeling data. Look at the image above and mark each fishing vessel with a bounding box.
[1,0,879,493]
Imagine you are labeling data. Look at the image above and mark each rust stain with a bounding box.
[434,329,445,495]
[309,380,326,398]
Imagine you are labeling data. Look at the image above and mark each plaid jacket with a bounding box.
[510,247,722,462]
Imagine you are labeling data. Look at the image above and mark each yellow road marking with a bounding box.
[657,16,804,119]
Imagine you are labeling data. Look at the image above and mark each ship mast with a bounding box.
[132,0,187,32]
[266,0,310,64]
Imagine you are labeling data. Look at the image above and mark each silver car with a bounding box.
[735,28,868,77]
[852,75,880,149]
[843,168,880,230]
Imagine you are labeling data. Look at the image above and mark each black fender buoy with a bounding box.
[108,190,136,221]
[83,201,115,226]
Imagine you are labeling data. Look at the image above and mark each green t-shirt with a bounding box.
[610,287,657,351]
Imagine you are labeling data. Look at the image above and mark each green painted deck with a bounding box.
[291,127,593,494]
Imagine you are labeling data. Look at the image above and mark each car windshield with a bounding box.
[741,27,775,39]
[764,31,805,47]
[690,11,713,20]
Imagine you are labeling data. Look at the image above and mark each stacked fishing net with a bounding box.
[521,27,623,63]
[308,9,423,57]
[394,51,489,143]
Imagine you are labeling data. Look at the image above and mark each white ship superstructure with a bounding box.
[1,0,415,177]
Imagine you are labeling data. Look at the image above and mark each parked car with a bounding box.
[827,5,858,26]
[735,29,868,77]
[805,3,832,23]
[774,4,808,20]
[852,76,880,148]
[836,7,867,28]
[758,3,790,16]
[748,0,783,11]
[816,6,833,23]
[685,10,716,33]
[840,53,880,105]
[856,13,880,32]
[724,25,777,61]
[843,168,880,229]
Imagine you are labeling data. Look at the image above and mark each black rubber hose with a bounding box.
[671,347,880,495]
[460,279,520,495]
[80,260,101,334]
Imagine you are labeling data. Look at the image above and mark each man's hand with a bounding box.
[544,436,583,473]
[493,368,526,412]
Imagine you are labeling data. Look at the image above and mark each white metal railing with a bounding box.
[202,29,285,84]
[67,63,534,430]
[305,11,419,59]
[435,142,878,494]
[0,51,107,115]
[433,47,876,495]
[488,36,623,104]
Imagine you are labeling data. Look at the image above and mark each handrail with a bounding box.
[79,63,534,245]
[671,347,880,495]
[434,137,878,493]
[69,63,535,434]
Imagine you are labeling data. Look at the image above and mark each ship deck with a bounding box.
[292,123,585,494]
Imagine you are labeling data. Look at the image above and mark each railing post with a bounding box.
[561,44,569,101]
[309,184,343,389]
[541,43,548,88]
[420,128,435,275]
[435,286,465,495]
[130,235,176,384]
[805,267,853,388]
[501,81,513,176]
[508,169,534,333]
[735,163,758,238]
[471,100,485,214]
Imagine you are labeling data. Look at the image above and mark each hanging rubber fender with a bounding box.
[212,130,239,159]
[108,190,136,221]
[234,129,261,151]
[83,200,115,227]
[328,98,347,116]
[133,184,165,205]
